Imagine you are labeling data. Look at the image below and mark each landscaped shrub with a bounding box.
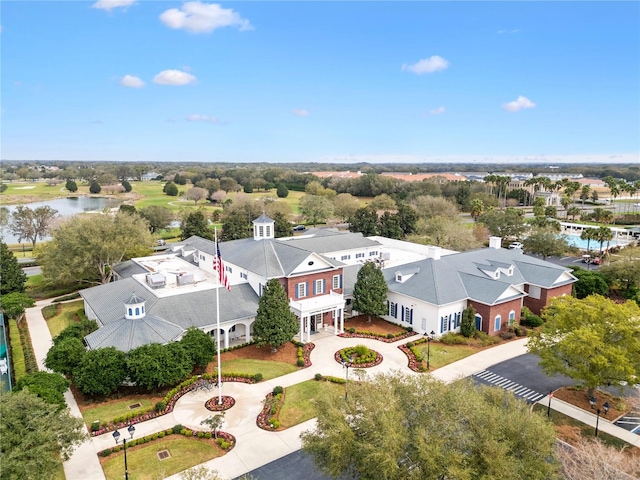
[499,330,515,340]
[439,332,469,345]
[218,439,230,449]
[348,327,356,333]
[17,318,38,374]
[521,314,543,328]
[272,386,283,395]
[172,424,184,434]
[52,292,81,303]
[387,333,394,339]
[91,421,101,432]
[268,419,280,429]
[473,331,501,346]
[8,319,27,381]
[158,431,165,438]
[296,358,305,367]
[354,345,370,357]
[315,373,323,381]
[155,401,166,412]
[100,448,112,457]
[254,373,263,382]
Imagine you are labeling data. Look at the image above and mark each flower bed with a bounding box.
[90,372,262,436]
[205,395,236,412]
[339,329,417,343]
[334,346,383,368]
[398,338,429,372]
[295,341,315,367]
[97,429,236,457]
[256,388,285,431]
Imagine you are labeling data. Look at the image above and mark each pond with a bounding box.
[2,196,122,244]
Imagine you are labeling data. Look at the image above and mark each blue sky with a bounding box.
[2,1,639,164]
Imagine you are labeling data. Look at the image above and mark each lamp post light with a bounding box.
[589,396,596,409]
[112,424,136,480]
[595,401,610,438]
[426,331,436,371]
[341,355,354,402]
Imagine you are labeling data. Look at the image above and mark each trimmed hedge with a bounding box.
[8,319,27,382]
[17,318,38,374]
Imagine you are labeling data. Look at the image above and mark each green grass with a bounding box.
[221,358,297,381]
[45,300,84,338]
[414,343,479,369]
[8,319,26,382]
[82,397,161,427]
[532,404,635,450]
[278,380,343,428]
[101,437,221,480]
[25,274,44,289]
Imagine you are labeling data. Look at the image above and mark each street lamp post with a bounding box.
[595,402,610,438]
[341,355,354,402]
[112,424,136,480]
[426,331,436,371]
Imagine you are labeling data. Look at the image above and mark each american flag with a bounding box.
[213,242,230,291]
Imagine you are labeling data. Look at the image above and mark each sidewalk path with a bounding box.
[25,300,106,480]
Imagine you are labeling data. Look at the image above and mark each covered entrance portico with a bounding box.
[290,291,345,343]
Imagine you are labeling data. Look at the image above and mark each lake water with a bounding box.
[1,196,122,244]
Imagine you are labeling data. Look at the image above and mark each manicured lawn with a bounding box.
[221,358,297,380]
[414,343,479,369]
[25,274,44,289]
[278,380,343,428]
[532,404,637,451]
[45,300,84,338]
[101,437,221,480]
[81,397,162,427]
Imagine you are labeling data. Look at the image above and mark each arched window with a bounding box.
[508,310,516,325]
[128,308,132,316]
[142,306,145,314]
[494,314,502,332]
[135,307,140,315]
[475,314,482,331]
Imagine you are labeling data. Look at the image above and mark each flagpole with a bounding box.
[215,227,223,405]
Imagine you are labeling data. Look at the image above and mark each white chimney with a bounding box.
[427,245,442,260]
[489,237,502,249]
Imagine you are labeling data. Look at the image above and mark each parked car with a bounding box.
[156,239,166,246]
[293,225,306,232]
[508,242,523,250]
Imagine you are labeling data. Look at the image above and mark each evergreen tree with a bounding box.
[243,182,253,193]
[352,261,388,322]
[460,305,476,338]
[253,279,298,352]
[89,180,101,194]
[276,183,289,198]
[378,212,403,239]
[181,210,214,240]
[65,179,78,193]
[272,211,293,237]
[348,207,379,236]
[163,181,179,196]
[221,212,252,241]
[173,173,187,185]
[0,241,27,294]
[121,180,132,192]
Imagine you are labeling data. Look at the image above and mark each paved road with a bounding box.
[235,450,346,480]
[22,265,42,276]
[471,353,576,403]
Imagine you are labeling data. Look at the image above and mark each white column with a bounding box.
[306,316,311,343]
[334,310,338,335]
[299,316,304,344]
[224,328,229,350]
[340,309,344,333]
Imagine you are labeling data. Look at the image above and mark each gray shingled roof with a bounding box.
[113,260,148,279]
[253,213,274,224]
[81,279,259,348]
[382,248,574,306]
[383,258,469,305]
[341,264,362,296]
[84,315,183,352]
[282,230,380,254]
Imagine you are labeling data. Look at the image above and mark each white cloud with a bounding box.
[430,106,446,115]
[153,70,196,86]
[402,55,449,75]
[120,74,145,88]
[160,2,252,34]
[186,114,225,124]
[502,96,536,112]
[291,109,310,117]
[92,0,136,12]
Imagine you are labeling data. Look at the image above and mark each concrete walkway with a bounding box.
[25,300,106,480]
[23,303,639,480]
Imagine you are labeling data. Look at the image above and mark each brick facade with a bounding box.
[283,270,343,301]
[523,283,573,315]
[468,297,523,336]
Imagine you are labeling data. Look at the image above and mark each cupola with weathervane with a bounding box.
[124,292,146,319]
[252,213,275,241]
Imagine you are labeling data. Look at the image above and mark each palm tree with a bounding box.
[567,206,580,222]
[469,199,484,222]
[580,228,597,253]
[560,195,572,219]
[595,226,614,255]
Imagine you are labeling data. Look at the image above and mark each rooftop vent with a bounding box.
[146,272,166,289]
[176,272,195,286]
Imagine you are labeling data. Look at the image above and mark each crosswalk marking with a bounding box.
[472,370,545,404]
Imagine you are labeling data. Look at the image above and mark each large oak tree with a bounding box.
[38,211,152,285]
[302,372,560,480]
[528,295,640,399]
